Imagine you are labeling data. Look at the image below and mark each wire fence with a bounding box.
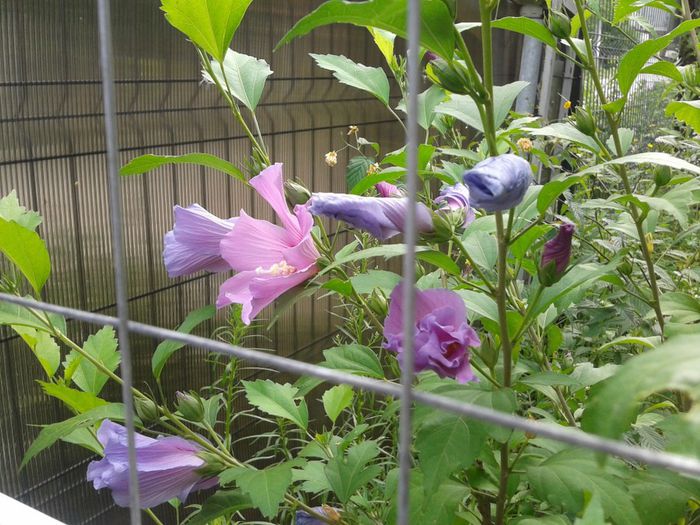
[2,1,700,524]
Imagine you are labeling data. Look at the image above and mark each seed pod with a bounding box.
[548,10,572,40]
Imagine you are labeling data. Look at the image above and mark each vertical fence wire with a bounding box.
[396,0,421,521]
[96,0,141,521]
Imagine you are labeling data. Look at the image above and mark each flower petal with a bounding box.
[220,211,294,272]
[250,163,304,241]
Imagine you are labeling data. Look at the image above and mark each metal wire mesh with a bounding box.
[2,1,700,525]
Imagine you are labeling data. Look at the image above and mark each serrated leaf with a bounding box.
[205,50,273,111]
[311,53,390,105]
[152,305,216,380]
[120,152,245,182]
[223,463,296,518]
[14,327,60,377]
[292,461,331,494]
[276,0,456,58]
[160,0,253,62]
[324,441,381,503]
[346,156,374,191]
[322,384,354,424]
[323,344,384,379]
[243,380,308,429]
[0,191,41,231]
[60,427,102,455]
[64,327,120,395]
[414,479,470,525]
[21,403,127,469]
[39,382,108,413]
[368,27,396,67]
[187,490,254,525]
[0,217,51,295]
[665,99,700,133]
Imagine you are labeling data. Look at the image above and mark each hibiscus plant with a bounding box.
[2,0,700,524]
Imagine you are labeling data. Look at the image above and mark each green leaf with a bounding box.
[633,193,692,228]
[492,16,557,48]
[120,152,245,182]
[60,427,102,455]
[321,243,432,275]
[659,292,700,324]
[152,305,216,380]
[224,463,296,518]
[527,123,600,152]
[276,0,456,58]
[582,334,700,441]
[513,517,571,525]
[349,166,404,195]
[383,144,436,170]
[527,450,641,525]
[435,81,529,132]
[461,230,497,270]
[205,50,273,111]
[39,382,108,413]
[0,300,65,333]
[21,403,127,469]
[605,127,634,155]
[322,384,354,424]
[665,99,700,134]
[537,175,585,214]
[346,156,374,191]
[396,86,447,130]
[325,440,381,503]
[187,490,254,525]
[575,493,609,525]
[242,379,308,429]
[369,27,396,67]
[416,411,487,492]
[160,0,253,62]
[414,479,470,525]
[323,344,384,379]
[311,53,390,105]
[455,290,499,322]
[350,270,401,296]
[596,336,658,353]
[0,217,51,295]
[628,469,700,525]
[292,461,332,494]
[13,327,60,377]
[64,327,120,396]
[639,60,682,82]
[617,20,700,102]
[417,250,462,275]
[0,191,41,231]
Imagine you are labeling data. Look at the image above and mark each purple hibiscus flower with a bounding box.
[462,154,532,212]
[163,204,236,277]
[86,420,217,508]
[296,506,341,524]
[540,222,575,285]
[375,181,402,197]
[435,183,475,227]
[384,285,480,383]
[307,193,433,241]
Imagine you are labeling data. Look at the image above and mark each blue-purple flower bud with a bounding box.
[462,154,533,212]
[539,222,575,286]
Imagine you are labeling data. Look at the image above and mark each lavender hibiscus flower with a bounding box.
[384,285,480,383]
[216,163,321,324]
[463,154,532,212]
[296,506,341,524]
[86,420,217,508]
[307,193,433,240]
[435,183,475,227]
[163,204,236,277]
[539,222,575,285]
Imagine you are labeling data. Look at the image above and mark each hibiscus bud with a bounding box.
[176,391,205,422]
[574,107,596,136]
[284,180,311,206]
[134,397,159,423]
[654,166,672,187]
[424,51,439,62]
[618,260,633,276]
[462,154,533,212]
[517,137,533,152]
[431,210,455,241]
[548,10,571,39]
[426,57,472,95]
[539,222,575,287]
[324,151,338,167]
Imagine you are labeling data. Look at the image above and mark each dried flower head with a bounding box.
[324,151,338,167]
[517,137,533,152]
[347,125,359,136]
[367,162,380,175]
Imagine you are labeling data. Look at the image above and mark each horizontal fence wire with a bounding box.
[3,293,700,479]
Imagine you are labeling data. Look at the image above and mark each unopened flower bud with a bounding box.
[324,151,338,167]
[430,211,455,241]
[645,232,654,254]
[654,166,672,187]
[284,180,311,206]
[176,391,205,422]
[539,222,575,287]
[548,10,572,40]
[426,58,472,95]
[517,137,533,152]
[574,107,596,136]
[134,397,159,423]
[435,183,475,228]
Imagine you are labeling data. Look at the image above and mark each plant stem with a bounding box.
[681,0,700,64]
[452,235,497,294]
[145,509,165,525]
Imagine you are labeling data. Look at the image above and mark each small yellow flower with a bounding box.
[645,232,654,254]
[563,100,572,110]
[324,151,338,167]
[367,162,380,175]
[517,137,533,152]
[647,143,654,149]
[347,125,359,136]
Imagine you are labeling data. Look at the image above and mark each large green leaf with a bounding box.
[187,490,254,525]
[325,440,381,503]
[492,16,557,48]
[322,344,384,379]
[223,463,296,519]
[0,191,41,231]
[0,217,50,295]
[628,469,700,525]
[160,0,253,62]
[64,326,120,396]
[39,382,108,413]
[396,85,447,130]
[120,153,246,182]
[659,292,700,324]
[152,305,216,380]
[538,176,586,214]
[346,156,374,191]
[455,290,499,322]
[322,384,354,424]
[242,380,308,429]
[350,269,401,296]
[665,99,700,134]
[416,411,487,492]
[21,403,127,469]
[582,334,700,440]
[276,0,456,58]
[0,300,65,333]
[311,53,390,105]
[527,123,600,152]
[206,50,273,111]
[527,450,641,525]
[578,153,700,178]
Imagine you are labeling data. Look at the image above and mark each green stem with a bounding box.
[452,235,497,294]
[145,509,165,525]
[681,0,700,64]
